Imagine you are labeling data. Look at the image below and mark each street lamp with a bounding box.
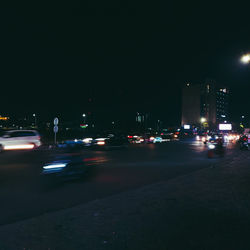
[82,113,86,123]
[241,54,250,64]
[33,113,37,127]
[200,117,206,123]
[200,117,206,130]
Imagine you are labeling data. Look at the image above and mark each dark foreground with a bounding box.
[0,140,246,249]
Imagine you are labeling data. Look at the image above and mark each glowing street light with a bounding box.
[33,113,37,127]
[82,113,86,123]
[200,117,206,123]
[241,54,250,64]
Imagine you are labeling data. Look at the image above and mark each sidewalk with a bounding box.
[0,150,250,250]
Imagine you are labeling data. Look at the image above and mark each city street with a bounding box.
[0,140,236,226]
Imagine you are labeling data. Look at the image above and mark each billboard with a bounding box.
[219,124,232,130]
[184,124,190,130]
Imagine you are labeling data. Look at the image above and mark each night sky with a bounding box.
[1,4,250,125]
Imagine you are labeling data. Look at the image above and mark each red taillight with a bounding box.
[83,157,98,162]
[244,137,247,141]
[128,136,133,139]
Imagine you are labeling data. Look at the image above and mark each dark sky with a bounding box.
[1,4,250,125]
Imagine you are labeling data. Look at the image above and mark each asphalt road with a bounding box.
[0,139,236,226]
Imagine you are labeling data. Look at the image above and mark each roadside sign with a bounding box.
[54,125,58,133]
[53,118,59,144]
[54,117,59,126]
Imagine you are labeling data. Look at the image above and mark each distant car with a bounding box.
[153,136,162,143]
[0,130,41,152]
[196,133,209,143]
[92,135,128,149]
[127,135,145,144]
[58,139,85,149]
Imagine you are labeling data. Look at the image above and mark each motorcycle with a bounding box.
[239,136,249,150]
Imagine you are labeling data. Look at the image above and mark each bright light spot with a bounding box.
[82,138,93,143]
[196,135,200,140]
[219,88,227,93]
[200,117,206,123]
[208,144,215,149]
[241,54,250,64]
[4,144,35,150]
[97,141,105,145]
[43,163,66,169]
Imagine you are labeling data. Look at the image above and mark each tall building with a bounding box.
[181,80,230,129]
[181,83,201,126]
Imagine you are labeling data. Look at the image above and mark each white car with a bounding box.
[0,130,41,152]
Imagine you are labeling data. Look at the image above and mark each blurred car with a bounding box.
[127,135,144,144]
[160,131,179,141]
[92,134,128,149]
[153,136,162,143]
[196,133,207,143]
[42,156,86,178]
[207,135,217,144]
[0,130,41,152]
[145,135,156,144]
[58,139,85,149]
[223,133,240,143]
[41,149,97,183]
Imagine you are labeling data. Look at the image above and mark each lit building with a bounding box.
[181,80,230,129]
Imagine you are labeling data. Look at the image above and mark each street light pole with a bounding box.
[33,114,37,127]
[82,114,86,124]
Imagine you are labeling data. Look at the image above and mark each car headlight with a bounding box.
[43,163,67,169]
